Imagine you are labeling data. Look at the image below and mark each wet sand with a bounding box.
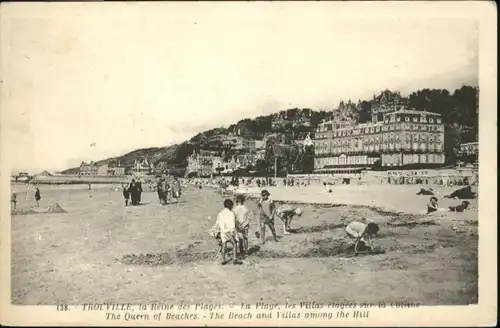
[11,184,477,305]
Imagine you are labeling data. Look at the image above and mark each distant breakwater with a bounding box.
[28,175,153,185]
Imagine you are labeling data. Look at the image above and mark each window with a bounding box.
[405,116,410,122]
[396,116,401,122]
[433,126,438,131]
[437,118,442,124]
[429,118,434,123]
[412,117,418,122]
[375,127,380,132]
[418,125,422,130]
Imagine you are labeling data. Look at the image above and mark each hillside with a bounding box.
[61,85,478,173]
[61,146,179,174]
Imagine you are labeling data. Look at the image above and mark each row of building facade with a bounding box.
[313,90,447,172]
[75,89,477,177]
[185,149,267,177]
[79,158,153,176]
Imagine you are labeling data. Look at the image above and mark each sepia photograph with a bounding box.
[0,1,496,326]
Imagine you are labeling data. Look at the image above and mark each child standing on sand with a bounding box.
[122,184,130,206]
[256,189,278,244]
[233,195,252,254]
[213,199,241,265]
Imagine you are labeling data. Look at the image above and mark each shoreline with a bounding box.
[232,185,478,219]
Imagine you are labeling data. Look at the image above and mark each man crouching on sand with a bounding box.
[345,221,380,255]
[213,199,242,265]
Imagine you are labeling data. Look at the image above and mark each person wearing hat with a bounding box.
[275,204,303,235]
[256,189,278,244]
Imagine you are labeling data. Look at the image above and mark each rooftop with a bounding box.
[389,109,442,116]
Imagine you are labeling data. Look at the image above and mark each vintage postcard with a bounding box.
[0,1,497,326]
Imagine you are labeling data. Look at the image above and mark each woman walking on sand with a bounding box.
[171,177,182,203]
[129,179,138,205]
[137,180,143,204]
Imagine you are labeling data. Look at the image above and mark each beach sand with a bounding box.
[11,184,477,305]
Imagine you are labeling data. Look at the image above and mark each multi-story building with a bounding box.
[370,89,408,122]
[459,142,479,156]
[132,157,153,176]
[314,90,445,172]
[104,159,125,176]
[97,164,109,176]
[186,150,219,177]
[213,156,238,175]
[79,161,98,176]
[107,165,126,176]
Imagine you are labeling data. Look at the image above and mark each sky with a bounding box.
[1,2,481,173]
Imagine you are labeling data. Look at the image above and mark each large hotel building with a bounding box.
[313,90,445,173]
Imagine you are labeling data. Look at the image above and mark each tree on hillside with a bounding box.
[408,86,478,128]
[444,123,461,165]
[310,110,331,126]
[168,142,193,166]
[358,101,372,123]
[452,85,478,127]
[300,144,315,173]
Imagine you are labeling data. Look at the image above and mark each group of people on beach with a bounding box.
[210,188,380,265]
[122,179,143,206]
[11,187,41,210]
[419,185,476,214]
[210,189,305,265]
[156,176,182,205]
[121,176,183,206]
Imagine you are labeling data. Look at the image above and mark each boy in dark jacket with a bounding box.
[122,184,130,206]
